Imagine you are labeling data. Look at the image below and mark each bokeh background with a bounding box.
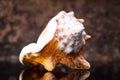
[0,0,120,80]
[0,0,120,64]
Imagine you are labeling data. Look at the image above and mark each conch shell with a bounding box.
[19,11,91,71]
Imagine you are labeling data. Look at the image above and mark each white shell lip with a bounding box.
[19,11,66,64]
[19,43,39,64]
[19,11,86,64]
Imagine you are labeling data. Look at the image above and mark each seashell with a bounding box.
[19,11,91,71]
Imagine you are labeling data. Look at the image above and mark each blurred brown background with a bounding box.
[0,0,120,65]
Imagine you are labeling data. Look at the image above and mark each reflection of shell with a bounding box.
[19,68,90,80]
[19,11,91,71]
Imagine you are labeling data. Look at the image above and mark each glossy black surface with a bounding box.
[0,62,120,80]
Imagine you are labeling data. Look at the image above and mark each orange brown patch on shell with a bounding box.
[22,36,90,71]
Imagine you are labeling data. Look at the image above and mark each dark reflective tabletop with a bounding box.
[0,62,120,80]
[19,68,90,80]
